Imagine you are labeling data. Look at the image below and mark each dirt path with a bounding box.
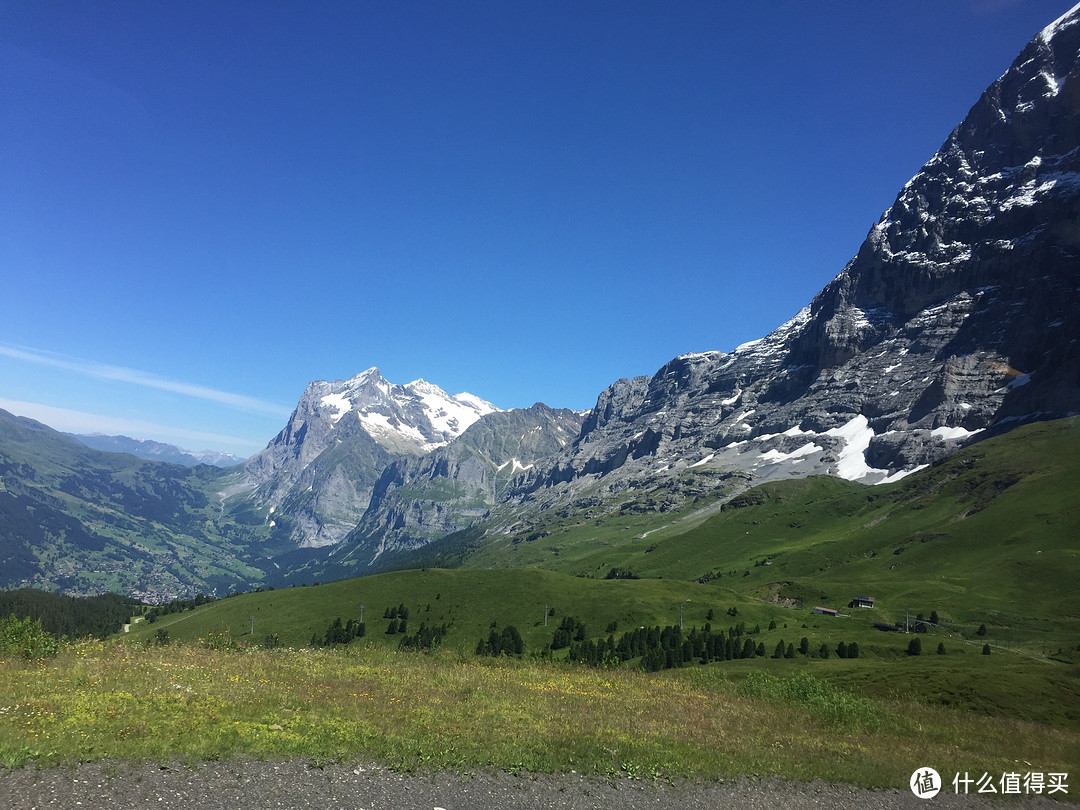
[0,760,1068,810]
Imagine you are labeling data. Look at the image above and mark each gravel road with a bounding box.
[0,760,1069,810]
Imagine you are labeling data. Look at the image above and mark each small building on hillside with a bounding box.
[851,595,875,608]
[813,606,838,617]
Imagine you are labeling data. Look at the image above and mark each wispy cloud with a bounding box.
[0,398,265,450]
[0,344,291,418]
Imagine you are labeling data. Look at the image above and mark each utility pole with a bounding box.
[359,604,365,623]
[679,604,685,630]
[905,607,910,633]
[543,604,549,626]
[250,616,255,636]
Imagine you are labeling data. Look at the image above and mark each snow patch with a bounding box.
[878,465,929,485]
[496,457,533,475]
[824,416,876,482]
[931,426,983,442]
[358,410,427,444]
[319,392,352,422]
[760,442,821,464]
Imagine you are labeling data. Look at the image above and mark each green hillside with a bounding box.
[0,409,275,597]
[447,417,1080,644]
[122,417,1080,733]
[126,567,726,654]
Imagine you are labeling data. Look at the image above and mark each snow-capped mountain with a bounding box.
[242,368,499,547]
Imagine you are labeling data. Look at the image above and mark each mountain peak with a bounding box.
[1039,3,1080,47]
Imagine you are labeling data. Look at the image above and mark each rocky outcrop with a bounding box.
[342,404,584,562]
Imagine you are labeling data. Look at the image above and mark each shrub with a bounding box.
[0,614,60,658]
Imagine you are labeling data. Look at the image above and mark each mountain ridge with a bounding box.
[68,434,246,468]
[490,5,1080,533]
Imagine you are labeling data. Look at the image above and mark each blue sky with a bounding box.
[1,1,1073,457]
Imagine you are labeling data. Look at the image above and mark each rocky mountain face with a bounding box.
[493,7,1080,530]
[343,403,584,564]
[241,368,500,548]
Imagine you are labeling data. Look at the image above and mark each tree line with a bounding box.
[0,588,140,639]
[554,616,862,672]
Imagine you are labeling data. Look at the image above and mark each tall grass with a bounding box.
[2,641,1076,790]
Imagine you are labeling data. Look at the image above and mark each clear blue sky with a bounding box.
[1,1,1073,457]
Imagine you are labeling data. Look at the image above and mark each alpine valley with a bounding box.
[2,6,1079,607]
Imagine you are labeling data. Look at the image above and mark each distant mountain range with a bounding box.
[68,434,246,468]
[2,5,1078,599]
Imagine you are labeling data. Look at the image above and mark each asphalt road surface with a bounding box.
[0,760,1069,810]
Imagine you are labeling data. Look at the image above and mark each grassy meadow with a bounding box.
[1,641,1077,791]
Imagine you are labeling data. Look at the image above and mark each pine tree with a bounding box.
[836,641,848,659]
[773,640,786,659]
[907,637,922,656]
[937,642,946,655]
